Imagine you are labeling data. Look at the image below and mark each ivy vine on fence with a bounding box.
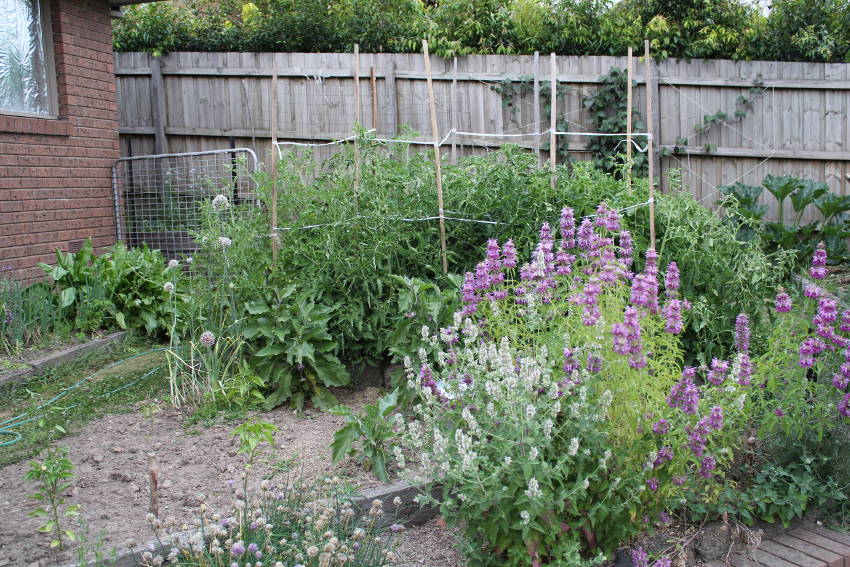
[490,76,573,164]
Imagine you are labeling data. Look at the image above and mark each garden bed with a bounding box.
[0,386,407,566]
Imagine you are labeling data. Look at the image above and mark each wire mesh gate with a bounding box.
[112,148,259,259]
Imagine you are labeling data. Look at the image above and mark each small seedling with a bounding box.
[25,446,79,549]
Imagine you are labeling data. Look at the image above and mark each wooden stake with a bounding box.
[644,40,656,250]
[148,453,159,518]
[270,59,279,261]
[450,56,458,166]
[626,47,633,190]
[370,66,378,131]
[423,40,449,275]
[549,53,557,189]
[532,51,541,167]
[353,44,361,197]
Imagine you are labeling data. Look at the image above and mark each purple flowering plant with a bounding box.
[399,205,751,566]
[752,243,850,436]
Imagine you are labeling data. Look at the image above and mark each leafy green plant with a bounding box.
[668,76,765,155]
[331,388,400,482]
[583,67,647,177]
[242,286,349,411]
[720,174,850,265]
[1,275,66,356]
[39,239,182,336]
[741,460,842,527]
[25,446,80,549]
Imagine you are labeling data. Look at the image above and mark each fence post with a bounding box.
[626,47,633,190]
[150,57,168,155]
[423,40,449,275]
[549,53,557,189]
[353,44,361,197]
[644,40,656,250]
[451,56,458,165]
[386,62,398,137]
[270,59,279,261]
[533,51,541,167]
[370,65,378,131]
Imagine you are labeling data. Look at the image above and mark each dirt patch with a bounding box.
[395,518,464,567]
[0,387,391,566]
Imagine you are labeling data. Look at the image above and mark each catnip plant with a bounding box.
[399,204,752,566]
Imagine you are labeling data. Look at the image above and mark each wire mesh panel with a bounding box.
[112,148,259,259]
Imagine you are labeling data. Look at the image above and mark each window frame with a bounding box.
[0,0,60,119]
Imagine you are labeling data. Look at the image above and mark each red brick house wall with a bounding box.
[0,0,119,282]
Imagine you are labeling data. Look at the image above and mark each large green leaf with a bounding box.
[59,287,76,308]
[254,343,286,357]
[330,422,359,465]
[312,354,350,386]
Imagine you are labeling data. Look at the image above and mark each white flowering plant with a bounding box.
[142,475,403,567]
[399,205,753,566]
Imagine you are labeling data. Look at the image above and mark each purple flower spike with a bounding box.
[810,241,828,280]
[651,419,670,435]
[738,353,754,386]
[619,230,634,267]
[646,477,659,491]
[502,240,517,268]
[631,547,649,567]
[775,291,793,313]
[577,218,594,249]
[559,207,576,248]
[665,262,680,295]
[838,393,850,417]
[804,284,823,299]
[707,358,730,386]
[735,314,751,353]
[699,456,717,479]
[667,369,700,414]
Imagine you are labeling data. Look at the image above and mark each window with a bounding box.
[0,0,57,117]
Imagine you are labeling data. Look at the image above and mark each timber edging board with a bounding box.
[0,332,127,388]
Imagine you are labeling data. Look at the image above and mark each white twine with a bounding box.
[273,201,652,233]
[272,128,654,155]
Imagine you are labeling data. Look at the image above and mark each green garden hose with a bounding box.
[0,347,174,447]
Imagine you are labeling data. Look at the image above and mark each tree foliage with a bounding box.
[114,0,850,62]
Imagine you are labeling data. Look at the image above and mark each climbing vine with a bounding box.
[664,75,766,155]
[582,67,647,178]
[491,77,573,164]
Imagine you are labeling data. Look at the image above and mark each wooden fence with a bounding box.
[114,51,850,220]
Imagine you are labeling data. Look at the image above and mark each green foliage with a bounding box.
[666,76,766,155]
[639,185,792,362]
[39,239,182,337]
[24,446,79,549]
[1,276,65,356]
[242,286,349,411]
[330,389,400,482]
[114,0,850,63]
[720,174,850,266]
[232,418,278,470]
[582,67,647,177]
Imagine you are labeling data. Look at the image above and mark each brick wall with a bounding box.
[0,0,119,282]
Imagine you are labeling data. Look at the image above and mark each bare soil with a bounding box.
[0,386,464,566]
